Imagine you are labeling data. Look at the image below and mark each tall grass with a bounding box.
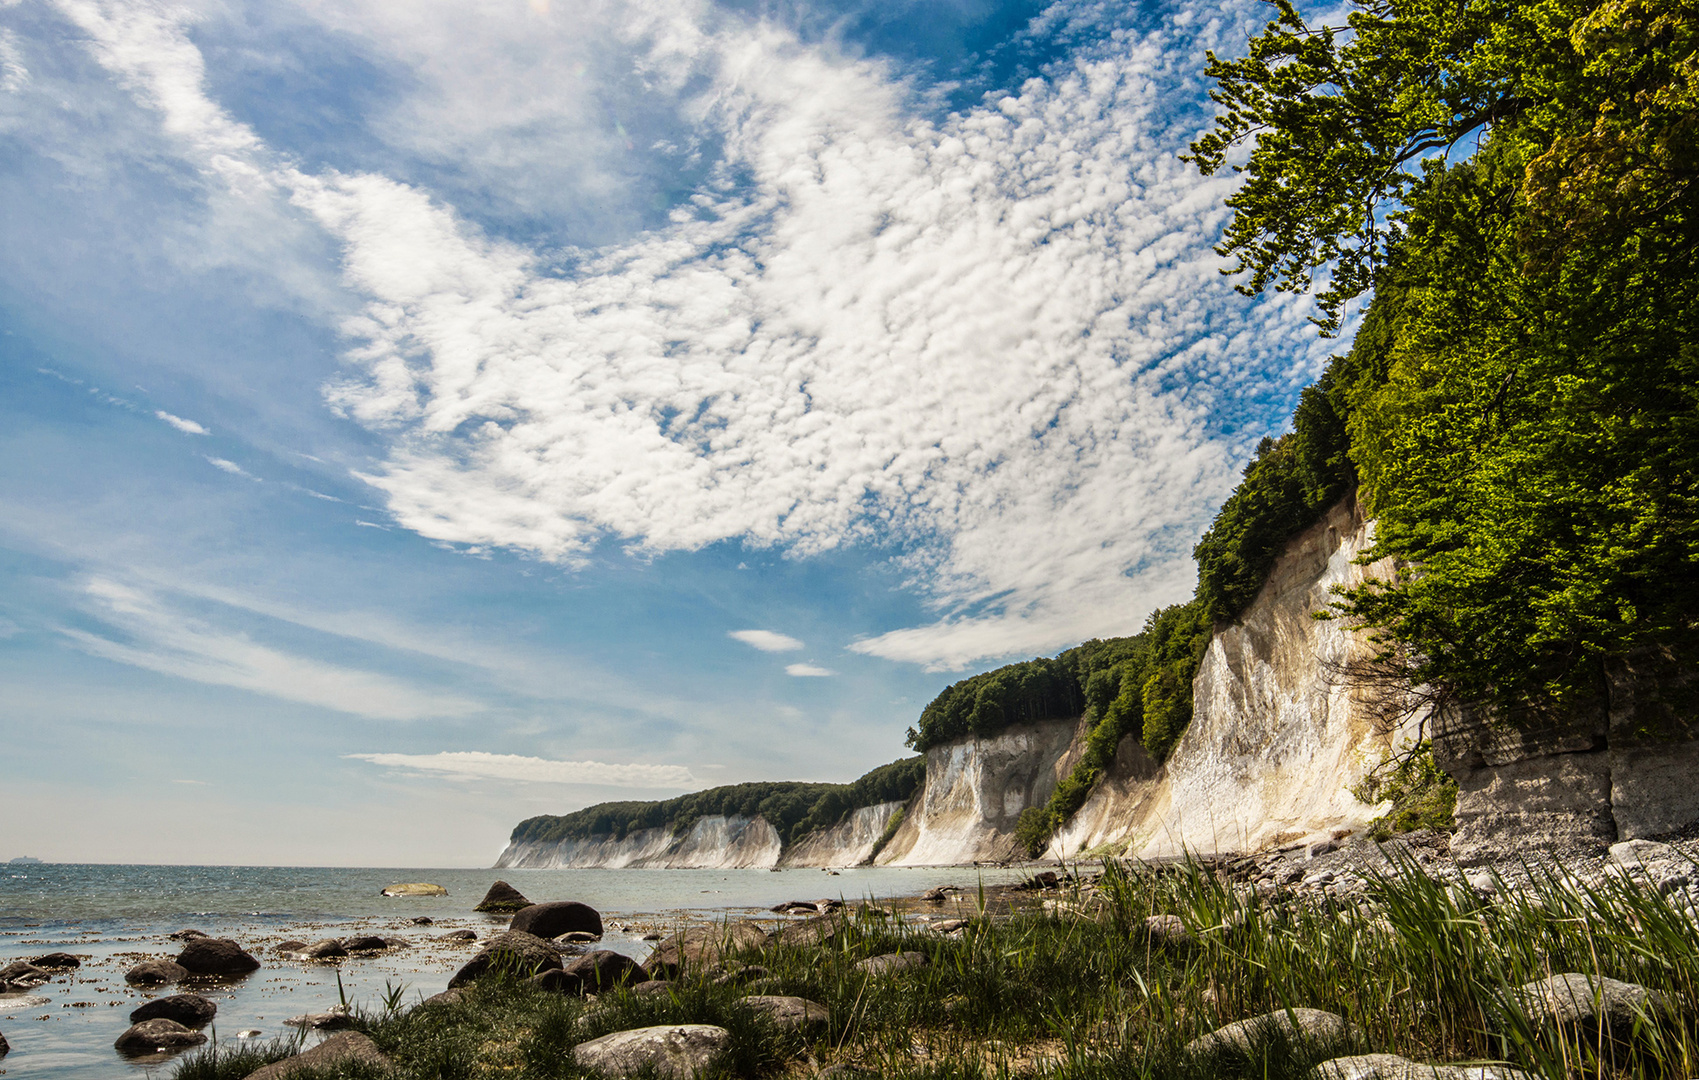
[172,854,1699,1079]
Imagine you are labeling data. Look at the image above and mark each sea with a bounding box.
[0,863,1027,1079]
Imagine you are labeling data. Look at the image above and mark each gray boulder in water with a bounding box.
[125,959,189,986]
[448,930,562,987]
[473,879,532,913]
[174,937,260,976]
[114,1017,207,1053]
[129,993,216,1028]
[509,900,603,939]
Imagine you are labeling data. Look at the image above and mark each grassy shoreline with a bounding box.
[175,853,1699,1079]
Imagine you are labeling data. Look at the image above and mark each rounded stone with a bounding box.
[174,937,260,976]
[129,993,217,1028]
[509,901,604,940]
[125,959,190,986]
[572,1024,731,1079]
[114,1017,208,1053]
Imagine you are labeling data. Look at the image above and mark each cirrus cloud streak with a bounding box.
[345,750,697,788]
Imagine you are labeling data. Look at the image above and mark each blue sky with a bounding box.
[0,0,1339,866]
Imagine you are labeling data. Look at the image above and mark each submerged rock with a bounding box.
[167,929,207,941]
[573,1024,731,1079]
[473,880,532,913]
[1185,1008,1358,1059]
[246,1031,391,1080]
[175,937,260,976]
[341,936,389,953]
[510,901,603,940]
[125,959,189,986]
[129,993,216,1028]
[114,1017,207,1053]
[0,963,49,988]
[300,939,347,960]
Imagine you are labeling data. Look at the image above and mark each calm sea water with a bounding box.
[0,863,1024,1079]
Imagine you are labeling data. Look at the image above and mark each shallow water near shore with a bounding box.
[0,863,1027,1079]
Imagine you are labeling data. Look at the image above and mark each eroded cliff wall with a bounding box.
[495,814,783,869]
[1052,495,1424,858]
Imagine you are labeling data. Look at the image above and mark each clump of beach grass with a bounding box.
[170,853,1699,1079]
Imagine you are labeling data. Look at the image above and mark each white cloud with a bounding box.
[729,629,803,653]
[61,577,481,720]
[60,0,1330,671]
[155,410,208,435]
[204,456,256,479]
[344,750,696,788]
[785,663,834,678]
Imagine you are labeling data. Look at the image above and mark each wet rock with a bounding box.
[0,1029,8,1057]
[274,940,309,955]
[742,995,828,1030]
[114,1017,208,1053]
[175,937,260,976]
[1312,1053,1533,1079]
[341,935,389,953]
[29,953,80,970]
[0,962,50,988]
[448,930,562,988]
[235,1029,262,1039]
[438,929,478,941]
[245,1031,391,1080]
[473,880,531,913]
[509,901,604,940]
[381,882,447,896]
[1185,1008,1358,1059]
[411,916,434,925]
[125,959,189,986]
[920,886,957,903]
[1512,972,1672,1036]
[558,931,600,944]
[814,898,845,911]
[1144,914,1190,947]
[284,1004,353,1030]
[644,921,769,976]
[381,937,411,949]
[854,952,928,976]
[301,939,347,960]
[572,1024,731,1079]
[129,993,216,1028]
[564,950,647,992]
[771,901,817,914]
[168,929,207,941]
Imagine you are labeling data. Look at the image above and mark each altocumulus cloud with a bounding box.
[729,630,804,653]
[52,0,1333,670]
[785,663,835,678]
[345,751,697,788]
[155,410,208,435]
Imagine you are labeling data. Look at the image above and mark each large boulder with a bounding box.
[30,953,80,970]
[855,952,928,976]
[1185,1008,1359,1060]
[175,937,260,976]
[381,882,447,896]
[1313,1054,1533,1079]
[301,939,347,960]
[448,930,562,988]
[114,1017,207,1053]
[245,1031,392,1080]
[1512,972,1672,1038]
[125,959,189,986]
[572,1024,730,1079]
[509,901,603,940]
[0,1028,7,1056]
[644,921,769,976]
[774,913,847,948]
[741,995,829,1030]
[0,962,49,988]
[342,936,389,953]
[473,880,532,913]
[129,993,216,1028]
[563,950,646,993]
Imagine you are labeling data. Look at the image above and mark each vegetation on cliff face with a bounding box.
[1191,0,1699,723]
[509,756,924,849]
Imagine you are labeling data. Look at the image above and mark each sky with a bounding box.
[0,0,1342,867]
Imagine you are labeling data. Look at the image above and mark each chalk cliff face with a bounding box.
[495,802,910,869]
[496,815,783,869]
[874,720,1081,866]
[1050,495,1422,858]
